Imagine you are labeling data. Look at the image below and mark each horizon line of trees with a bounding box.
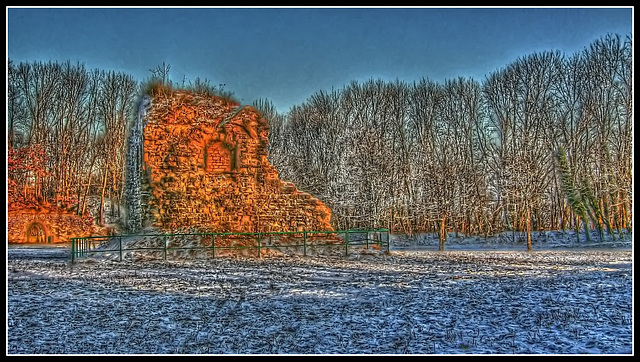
[257,33,632,249]
[7,33,632,248]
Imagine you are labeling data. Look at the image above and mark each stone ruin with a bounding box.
[7,91,333,245]
[7,206,96,244]
[124,90,333,235]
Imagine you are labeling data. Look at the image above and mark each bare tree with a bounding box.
[149,61,171,86]
[96,70,138,226]
[483,51,563,250]
[7,60,139,232]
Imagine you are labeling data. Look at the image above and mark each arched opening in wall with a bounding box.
[205,141,234,173]
[26,222,48,244]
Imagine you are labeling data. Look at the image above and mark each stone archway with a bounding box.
[26,222,48,244]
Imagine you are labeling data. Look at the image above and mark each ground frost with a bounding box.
[7,247,632,355]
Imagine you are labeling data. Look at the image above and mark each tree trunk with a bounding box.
[574,214,581,243]
[439,216,446,251]
[99,170,108,227]
[526,208,532,251]
[583,218,591,243]
[81,172,93,217]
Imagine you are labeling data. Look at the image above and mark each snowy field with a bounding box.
[7,233,633,355]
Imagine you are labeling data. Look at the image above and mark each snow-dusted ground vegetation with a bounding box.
[7,233,633,355]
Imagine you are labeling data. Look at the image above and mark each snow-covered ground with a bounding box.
[6,232,633,355]
[391,229,633,251]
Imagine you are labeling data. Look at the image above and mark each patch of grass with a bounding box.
[141,78,174,98]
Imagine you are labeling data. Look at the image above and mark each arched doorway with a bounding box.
[26,222,48,243]
[205,141,234,172]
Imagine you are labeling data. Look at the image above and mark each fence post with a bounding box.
[257,232,261,258]
[366,230,369,249]
[303,230,307,257]
[345,230,350,256]
[211,234,215,259]
[386,229,390,253]
[70,238,75,263]
[164,235,167,261]
[119,235,123,262]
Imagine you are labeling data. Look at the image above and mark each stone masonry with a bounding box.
[124,91,333,234]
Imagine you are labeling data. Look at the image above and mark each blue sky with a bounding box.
[7,6,633,113]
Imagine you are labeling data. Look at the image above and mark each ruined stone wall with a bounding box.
[123,95,151,232]
[7,208,97,244]
[135,91,332,233]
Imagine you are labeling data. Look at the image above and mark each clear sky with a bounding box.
[6,6,633,113]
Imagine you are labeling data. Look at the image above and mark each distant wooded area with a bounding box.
[7,34,632,247]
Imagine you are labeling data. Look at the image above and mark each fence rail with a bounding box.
[70,228,390,263]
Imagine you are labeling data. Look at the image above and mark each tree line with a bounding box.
[258,33,632,248]
[8,60,138,226]
[7,34,632,248]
